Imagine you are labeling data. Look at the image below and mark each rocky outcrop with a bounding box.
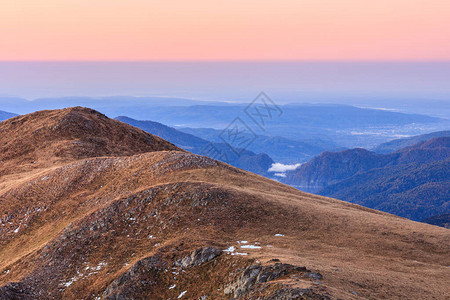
[0,282,33,300]
[224,263,322,298]
[304,272,323,280]
[102,247,222,299]
[102,254,327,300]
[103,256,166,299]
[175,247,222,268]
[265,287,330,300]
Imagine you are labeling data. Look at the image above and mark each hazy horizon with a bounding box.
[3,1,448,116]
[1,61,449,103]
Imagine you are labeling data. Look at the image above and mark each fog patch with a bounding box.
[268,163,302,173]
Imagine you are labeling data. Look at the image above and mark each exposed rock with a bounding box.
[224,263,310,298]
[264,287,330,300]
[175,247,222,268]
[0,282,35,300]
[103,255,166,300]
[224,265,261,297]
[304,272,323,280]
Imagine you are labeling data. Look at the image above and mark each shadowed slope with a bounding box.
[423,213,450,229]
[0,110,17,122]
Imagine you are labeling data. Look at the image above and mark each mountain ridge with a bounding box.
[114,116,274,176]
[0,107,181,177]
[284,137,450,221]
[374,130,450,153]
[1,107,449,299]
[0,110,17,122]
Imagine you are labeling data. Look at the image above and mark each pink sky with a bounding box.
[0,0,449,61]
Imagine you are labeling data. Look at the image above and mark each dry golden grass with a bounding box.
[0,108,449,299]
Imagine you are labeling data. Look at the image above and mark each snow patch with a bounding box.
[223,246,235,252]
[240,245,261,249]
[231,252,248,256]
[61,275,79,287]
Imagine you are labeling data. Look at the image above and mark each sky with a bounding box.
[1,0,450,61]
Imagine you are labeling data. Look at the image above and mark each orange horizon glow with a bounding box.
[0,0,449,61]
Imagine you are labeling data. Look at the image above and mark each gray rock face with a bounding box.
[102,247,221,299]
[224,265,262,297]
[304,271,323,280]
[265,287,329,300]
[175,247,221,268]
[0,282,33,300]
[224,263,310,298]
[103,255,166,300]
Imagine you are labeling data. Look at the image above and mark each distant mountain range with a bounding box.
[119,103,445,148]
[374,130,450,153]
[179,127,337,164]
[422,213,450,228]
[284,135,450,222]
[0,96,228,116]
[117,117,450,223]
[319,157,449,221]
[115,103,440,130]
[0,110,17,122]
[115,116,274,176]
[2,96,448,149]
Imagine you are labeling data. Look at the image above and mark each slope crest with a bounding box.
[0,107,181,176]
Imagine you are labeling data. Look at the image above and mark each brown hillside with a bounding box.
[0,107,181,177]
[0,108,449,299]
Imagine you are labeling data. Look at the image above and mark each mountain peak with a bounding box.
[0,107,181,176]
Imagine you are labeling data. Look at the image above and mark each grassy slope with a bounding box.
[0,108,449,299]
